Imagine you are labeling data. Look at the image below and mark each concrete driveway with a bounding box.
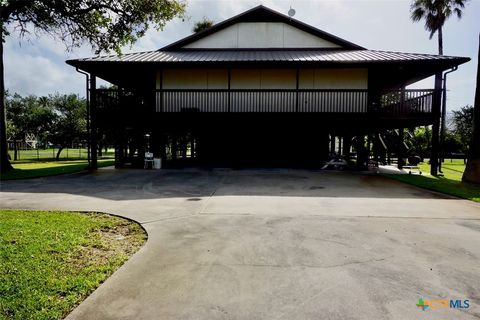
[1,168,480,320]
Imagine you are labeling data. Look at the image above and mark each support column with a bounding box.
[190,134,195,160]
[367,134,371,161]
[431,73,443,176]
[330,134,335,155]
[356,135,367,170]
[114,88,122,168]
[374,133,380,166]
[397,128,404,169]
[343,135,351,158]
[172,134,178,161]
[160,133,167,163]
[89,75,97,170]
[181,134,187,160]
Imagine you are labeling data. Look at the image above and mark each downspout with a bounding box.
[439,66,458,173]
[76,68,90,166]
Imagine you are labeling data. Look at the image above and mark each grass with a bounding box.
[1,159,115,180]
[385,159,480,202]
[0,210,146,320]
[8,148,114,162]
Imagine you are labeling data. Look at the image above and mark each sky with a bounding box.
[4,0,480,112]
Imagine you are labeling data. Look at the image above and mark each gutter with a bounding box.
[76,68,91,167]
[439,66,458,173]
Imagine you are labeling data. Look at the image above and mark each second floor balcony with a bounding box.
[96,88,436,116]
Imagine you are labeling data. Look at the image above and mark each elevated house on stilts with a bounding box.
[67,5,469,171]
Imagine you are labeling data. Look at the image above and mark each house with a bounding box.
[66,5,469,171]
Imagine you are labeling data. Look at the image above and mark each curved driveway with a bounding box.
[1,168,480,319]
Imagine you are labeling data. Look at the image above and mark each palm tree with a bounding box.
[410,0,468,175]
[410,0,467,55]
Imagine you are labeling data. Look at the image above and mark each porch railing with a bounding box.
[376,90,434,115]
[157,89,370,113]
[95,89,435,115]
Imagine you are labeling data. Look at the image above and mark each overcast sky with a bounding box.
[4,0,479,111]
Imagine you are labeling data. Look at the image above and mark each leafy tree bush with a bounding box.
[451,105,474,153]
[5,93,87,160]
[193,17,214,33]
[48,94,87,160]
[5,93,55,160]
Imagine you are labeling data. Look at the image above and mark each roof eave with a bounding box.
[66,56,470,69]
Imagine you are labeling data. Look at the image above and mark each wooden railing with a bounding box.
[95,89,435,115]
[157,89,370,113]
[376,90,434,115]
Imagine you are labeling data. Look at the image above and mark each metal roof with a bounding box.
[68,49,468,64]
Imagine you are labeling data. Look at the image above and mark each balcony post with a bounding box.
[295,68,299,112]
[367,88,381,112]
[228,68,231,112]
[400,86,406,114]
[159,69,163,112]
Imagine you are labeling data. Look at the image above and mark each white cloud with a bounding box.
[5,47,76,96]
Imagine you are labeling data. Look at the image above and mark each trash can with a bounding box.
[153,158,162,169]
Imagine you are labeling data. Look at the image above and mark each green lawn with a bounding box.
[1,159,115,180]
[385,160,480,202]
[8,148,114,162]
[0,210,146,320]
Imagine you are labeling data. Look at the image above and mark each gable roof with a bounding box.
[161,5,364,51]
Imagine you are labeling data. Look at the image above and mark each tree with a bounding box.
[193,17,214,33]
[5,93,55,160]
[462,35,480,183]
[410,0,468,175]
[451,105,473,152]
[0,0,186,173]
[48,94,87,160]
[409,126,432,159]
[442,130,463,154]
[410,0,467,55]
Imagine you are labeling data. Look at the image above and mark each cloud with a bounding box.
[5,46,75,96]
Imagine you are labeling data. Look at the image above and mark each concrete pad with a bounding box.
[1,169,480,319]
